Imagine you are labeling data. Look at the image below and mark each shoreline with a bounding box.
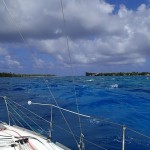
[86,72,150,76]
[0,72,55,77]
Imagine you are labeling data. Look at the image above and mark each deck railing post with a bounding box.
[122,125,126,150]
[49,106,53,141]
[3,96,10,125]
[79,133,85,150]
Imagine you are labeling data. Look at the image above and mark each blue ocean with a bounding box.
[0,76,150,150]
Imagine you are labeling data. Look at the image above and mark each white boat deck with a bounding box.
[0,123,68,150]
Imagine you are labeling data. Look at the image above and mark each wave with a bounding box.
[89,99,119,108]
[128,88,150,94]
[13,87,25,91]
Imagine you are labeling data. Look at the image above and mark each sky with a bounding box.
[0,0,150,76]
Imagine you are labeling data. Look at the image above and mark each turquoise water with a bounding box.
[0,76,150,149]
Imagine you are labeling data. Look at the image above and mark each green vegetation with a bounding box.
[86,72,150,76]
[0,72,55,77]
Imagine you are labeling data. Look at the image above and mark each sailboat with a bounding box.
[0,96,71,150]
[0,91,125,150]
[0,0,150,150]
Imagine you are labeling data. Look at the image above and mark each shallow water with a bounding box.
[0,76,150,149]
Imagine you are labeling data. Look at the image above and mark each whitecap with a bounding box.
[89,118,100,125]
[86,79,94,82]
[110,84,118,88]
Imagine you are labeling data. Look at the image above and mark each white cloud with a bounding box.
[0,46,21,69]
[33,57,45,68]
[137,4,147,11]
[0,0,150,73]
[1,55,21,69]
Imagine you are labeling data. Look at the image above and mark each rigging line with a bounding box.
[23,142,30,150]
[7,98,55,135]
[30,102,150,139]
[2,0,26,42]
[1,1,79,142]
[59,0,83,141]
[0,138,13,141]
[42,77,80,147]
[2,0,34,69]
[90,116,123,128]
[7,98,60,127]
[9,112,17,126]
[0,135,13,138]
[127,127,150,139]
[7,103,35,132]
[8,100,48,135]
[52,123,108,150]
[30,101,124,127]
[7,98,50,124]
[2,0,80,147]
[8,108,47,138]
[20,136,56,150]
[49,106,53,140]
[9,112,24,128]
[9,98,150,140]
[8,130,35,150]
[30,101,91,118]
[3,96,11,125]
[2,131,22,149]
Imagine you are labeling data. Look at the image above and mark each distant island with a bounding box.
[0,72,55,77]
[86,72,150,76]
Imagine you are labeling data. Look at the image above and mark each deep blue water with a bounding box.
[0,76,150,150]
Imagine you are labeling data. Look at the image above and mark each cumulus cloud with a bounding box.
[0,0,150,74]
[0,46,20,69]
[33,57,45,68]
[0,55,21,69]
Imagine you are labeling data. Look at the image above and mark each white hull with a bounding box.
[0,123,67,150]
